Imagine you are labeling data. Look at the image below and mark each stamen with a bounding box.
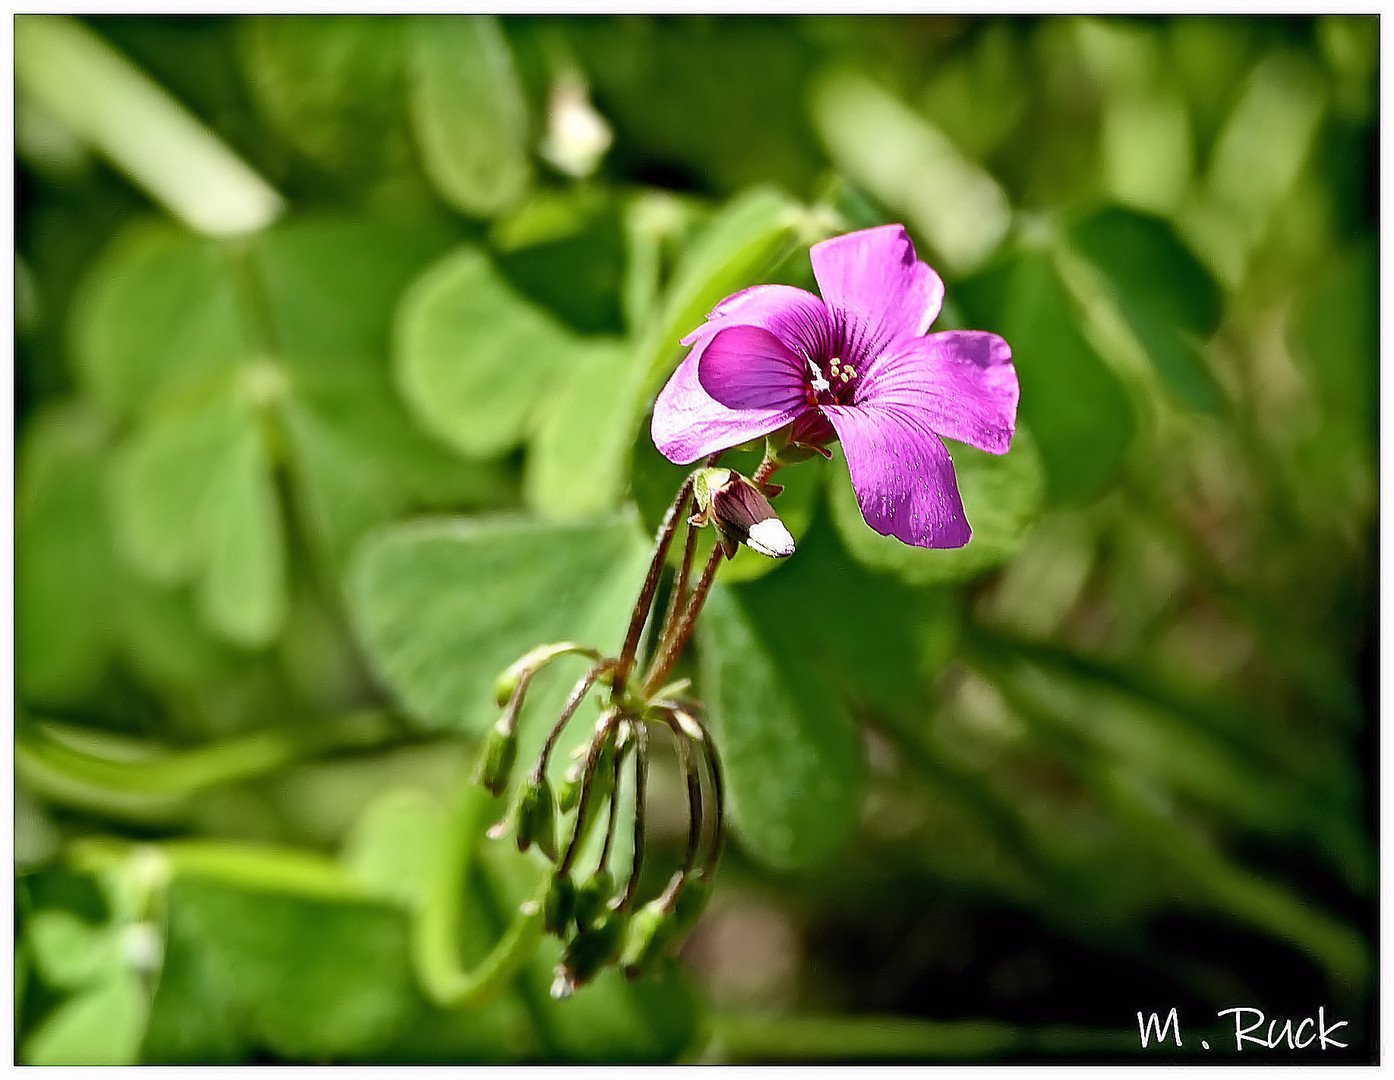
[808,358,830,393]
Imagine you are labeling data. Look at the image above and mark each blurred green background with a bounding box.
[14,14,1376,1064]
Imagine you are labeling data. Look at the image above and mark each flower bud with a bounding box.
[573,869,613,930]
[557,758,584,814]
[692,468,795,560]
[620,896,678,978]
[554,911,626,997]
[515,778,558,861]
[474,720,518,798]
[543,873,576,937]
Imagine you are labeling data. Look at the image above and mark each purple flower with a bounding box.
[651,224,1019,549]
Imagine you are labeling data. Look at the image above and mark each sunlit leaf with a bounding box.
[347,515,649,733]
[22,969,146,1066]
[811,67,1011,274]
[407,15,531,218]
[69,222,245,419]
[108,396,285,648]
[395,245,594,459]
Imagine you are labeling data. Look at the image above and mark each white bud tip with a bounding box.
[746,519,796,559]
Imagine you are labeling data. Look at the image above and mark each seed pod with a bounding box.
[573,869,613,930]
[555,911,626,996]
[543,873,576,937]
[620,896,678,978]
[515,778,558,861]
[474,720,518,798]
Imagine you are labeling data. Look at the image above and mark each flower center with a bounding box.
[806,354,858,407]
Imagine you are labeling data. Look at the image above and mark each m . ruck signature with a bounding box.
[1138,1007,1349,1052]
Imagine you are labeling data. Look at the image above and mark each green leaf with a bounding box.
[523,342,642,521]
[23,969,146,1066]
[525,188,805,521]
[144,875,417,1061]
[69,222,246,419]
[1068,206,1225,414]
[810,67,1011,274]
[17,403,115,703]
[407,15,531,218]
[697,584,865,871]
[395,246,591,459]
[255,214,456,362]
[1295,239,1376,443]
[16,16,282,237]
[347,515,649,733]
[238,16,411,177]
[342,787,447,909]
[197,414,285,646]
[27,909,118,991]
[640,186,805,393]
[829,430,1045,586]
[109,397,286,648]
[108,396,244,585]
[958,252,1135,504]
[735,511,957,722]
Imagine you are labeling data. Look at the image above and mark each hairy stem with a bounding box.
[613,478,694,699]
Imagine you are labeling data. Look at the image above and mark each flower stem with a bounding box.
[654,708,705,902]
[613,477,694,700]
[530,659,617,784]
[559,710,622,877]
[616,720,649,913]
[640,544,724,697]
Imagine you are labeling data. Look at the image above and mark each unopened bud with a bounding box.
[515,778,558,861]
[475,720,518,797]
[493,642,600,707]
[620,896,678,978]
[692,468,794,560]
[557,759,584,814]
[555,911,626,995]
[573,869,613,930]
[543,873,576,937]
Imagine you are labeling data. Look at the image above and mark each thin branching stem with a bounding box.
[616,720,649,913]
[654,707,705,904]
[640,545,724,697]
[558,710,621,876]
[673,707,725,882]
[530,659,618,784]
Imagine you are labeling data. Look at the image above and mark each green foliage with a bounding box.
[15,13,1376,1066]
[699,585,865,870]
[347,516,649,733]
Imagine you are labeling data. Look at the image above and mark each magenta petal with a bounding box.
[651,332,804,466]
[680,284,828,347]
[811,225,945,346]
[697,325,808,410]
[858,331,1018,455]
[825,402,971,549]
